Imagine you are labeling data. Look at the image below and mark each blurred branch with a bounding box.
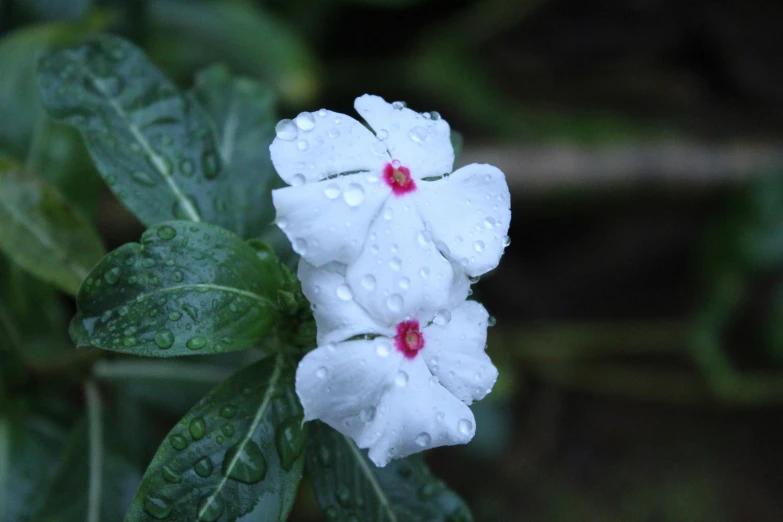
[93,360,232,384]
[461,143,783,192]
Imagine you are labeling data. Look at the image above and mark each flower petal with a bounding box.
[296,338,403,444]
[273,173,391,267]
[416,163,511,277]
[346,197,455,325]
[354,95,453,179]
[421,301,498,405]
[364,357,476,467]
[299,261,391,345]
[270,109,385,185]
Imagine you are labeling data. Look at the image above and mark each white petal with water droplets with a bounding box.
[299,261,392,345]
[363,357,476,467]
[354,95,454,179]
[417,163,511,277]
[296,338,402,444]
[421,300,498,405]
[346,196,455,325]
[270,109,384,185]
[272,173,391,267]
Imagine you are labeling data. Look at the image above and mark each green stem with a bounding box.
[84,381,103,522]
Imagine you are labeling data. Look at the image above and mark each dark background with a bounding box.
[3,1,783,520]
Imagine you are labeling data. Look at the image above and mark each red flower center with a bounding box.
[383,161,416,196]
[394,320,425,359]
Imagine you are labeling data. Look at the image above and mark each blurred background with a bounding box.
[3,0,783,521]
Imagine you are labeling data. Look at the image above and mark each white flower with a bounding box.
[271,95,511,324]
[295,262,498,467]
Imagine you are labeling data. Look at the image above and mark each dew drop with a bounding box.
[220,405,237,418]
[336,284,353,301]
[377,129,389,140]
[316,366,329,379]
[473,240,485,252]
[318,108,327,117]
[179,159,195,177]
[360,406,376,422]
[415,432,431,447]
[197,495,224,522]
[386,294,403,312]
[328,128,340,139]
[488,315,497,327]
[502,235,511,247]
[433,310,451,326]
[186,336,207,350]
[371,141,387,156]
[161,465,181,484]
[324,184,341,199]
[295,112,316,131]
[194,456,213,477]
[131,170,155,186]
[297,139,309,151]
[143,494,172,519]
[361,274,376,290]
[275,119,297,140]
[389,257,402,271]
[399,277,410,290]
[409,126,428,144]
[343,183,365,207]
[222,440,267,484]
[291,173,306,186]
[419,266,430,279]
[458,418,474,435]
[154,330,175,349]
[293,238,308,255]
[383,207,394,221]
[169,434,188,451]
[395,371,409,387]
[484,216,496,229]
[392,101,406,111]
[276,416,307,471]
[189,417,206,440]
[376,341,391,357]
[104,267,121,285]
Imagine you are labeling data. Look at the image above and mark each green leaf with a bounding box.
[0,256,72,365]
[191,64,283,239]
[70,221,280,357]
[147,0,318,105]
[33,385,142,522]
[0,155,105,295]
[0,416,68,522]
[0,22,103,217]
[125,354,307,522]
[308,422,473,522]
[37,34,239,228]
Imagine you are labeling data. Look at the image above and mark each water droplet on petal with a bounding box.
[361,274,376,290]
[392,101,406,111]
[383,207,394,221]
[503,235,511,247]
[473,240,485,252]
[399,277,410,290]
[318,108,327,117]
[389,257,402,271]
[336,284,353,301]
[297,139,309,151]
[324,183,341,199]
[458,418,474,436]
[488,315,497,327]
[484,216,497,229]
[291,173,306,186]
[415,432,431,447]
[377,129,389,140]
[433,310,451,326]
[293,238,308,255]
[409,126,427,144]
[275,119,297,140]
[376,341,391,357]
[372,141,387,156]
[295,112,316,130]
[419,266,430,278]
[328,128,340,139]
[386,294,403,312]
[316,366,328,379]
[395,371,409,387]
[343,184,365,207]
[360,406,376,422]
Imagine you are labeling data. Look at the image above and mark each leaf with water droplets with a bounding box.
[307,422,473,522]
[70,221,282,357]
[37,34,240,229]
[191,64,283,239]
[124,355,306,522]
[0,155,105,295]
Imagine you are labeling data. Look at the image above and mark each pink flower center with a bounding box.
[394,320,425,359]
[383,161,416,196]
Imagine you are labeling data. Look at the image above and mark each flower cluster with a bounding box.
[270,95,511,466]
